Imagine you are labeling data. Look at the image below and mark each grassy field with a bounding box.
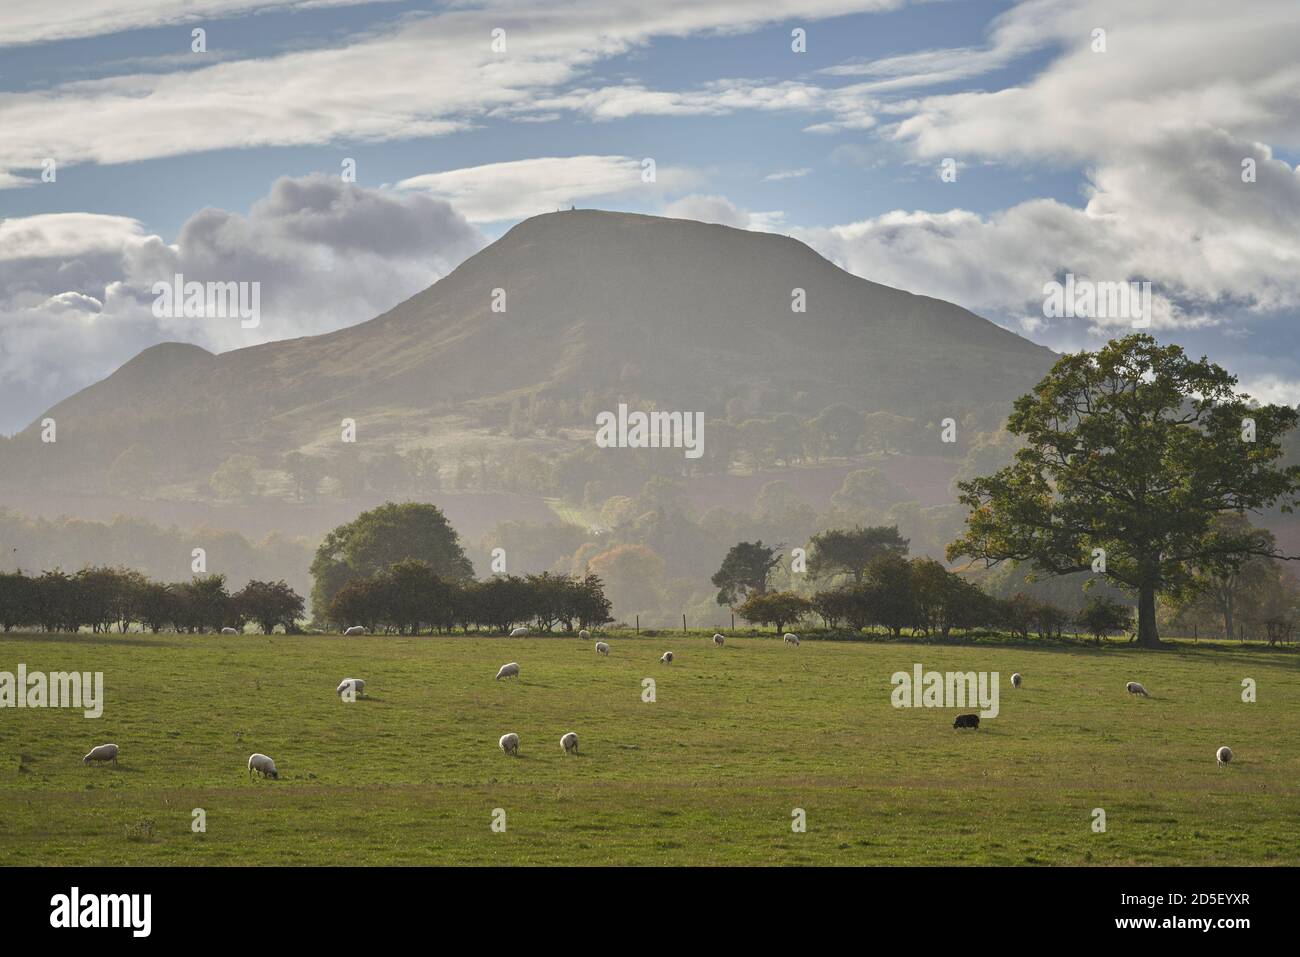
[0,630,1296,865]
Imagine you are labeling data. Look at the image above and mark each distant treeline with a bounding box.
[328,562,613,636]
[736,553,1136,643]
[0,568,303,634]
[0,562,616,638]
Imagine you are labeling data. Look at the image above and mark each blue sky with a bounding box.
[2,0,1299,433]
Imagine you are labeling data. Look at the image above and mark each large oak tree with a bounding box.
[947,335,1300,646]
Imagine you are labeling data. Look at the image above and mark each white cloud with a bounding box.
[662,195,784,231]
[0,1,400,47]
[1238,374,1300,408]
[399,156,700,223]
[0,0,905,184]
[763,167,812,181]
[0,175,483,433]
[784,0,1300,346]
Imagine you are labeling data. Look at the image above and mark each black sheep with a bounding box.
[953,713,980,730]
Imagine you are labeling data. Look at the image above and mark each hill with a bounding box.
[5,210,1056,494]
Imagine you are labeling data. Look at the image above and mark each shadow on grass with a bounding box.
[798,630,1298,660]
[1,632,172,649]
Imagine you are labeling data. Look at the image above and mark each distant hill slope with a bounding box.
[10,210,1056,490]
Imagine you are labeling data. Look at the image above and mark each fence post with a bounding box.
[683,614,687,634]
[635,614,639,635]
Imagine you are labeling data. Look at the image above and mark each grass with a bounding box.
[0,629,1296,865]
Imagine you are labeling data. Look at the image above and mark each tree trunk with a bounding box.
[1136,583,1160,647]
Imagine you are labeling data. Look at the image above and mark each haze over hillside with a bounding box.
[5,210,1054,497]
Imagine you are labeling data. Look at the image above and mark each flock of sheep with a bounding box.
[77,630,1237,777]
[483,628,755,756]
[945,674,1235,767]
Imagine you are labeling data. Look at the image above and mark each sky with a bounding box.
[2,0,1299,434]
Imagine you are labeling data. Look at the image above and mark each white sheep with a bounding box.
[560,732,579,755]
[1126,681,1150,697]
[783,633,800,647]
[579,629,591,639]
[247,753,278,780]
[1011,672,1022,689]
[712,633,725,646]
[1216,746,1233,768]
[220,626,238,635]
[83,743,118,766]
[595,641,610,656]
[499,732,520,756]
[495,661,520,680]
[659,651,673,665]
[336,678,366,698]
[343,625,365,636]
[509,626,529,637]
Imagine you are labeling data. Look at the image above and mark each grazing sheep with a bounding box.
[336,678,366,698]
[499,732,520,756]
[247,753,278,779]
[953,713,980,730]
[659,651,673,665]
[579,629,591,639]
[220,626,239,635]
[83,743,119,766]
[712,633,725,646]
[1011,672,1022,689]
[1126,681,1150,697]
[783,633,800,646]
[1217,746,1233,768]
[560,732,579,755]
[595,641,610,656]
[343,626,365,636]
[495,661,520,680]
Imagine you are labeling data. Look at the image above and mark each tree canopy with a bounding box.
[711,540,783,606]
[310,502,474,619]
[947,335,1300,645]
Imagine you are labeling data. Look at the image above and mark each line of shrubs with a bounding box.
[0,568,304,634]
[735,555,1132,641]
[326,561,614,636]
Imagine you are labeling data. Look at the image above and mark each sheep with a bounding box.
[495,661,520,680]
[247,753,278,780]
[560,732,579,755]
[499,732,520,756]
[712,633,725,646]
[509,626,529,637]
[595,641,610,656]
[220,626,239,635]
[953,713,980,730]
[1216,746,1233,768]
[343,625,365,636]
[336,678,366,698]
[1011,672,1022,689]
[1126,681,1150,697]
[659,651,673,665]
[783,633,800,646]
[579,629,591,639]
[83,743,119,766]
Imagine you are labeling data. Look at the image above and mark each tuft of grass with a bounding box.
[0,630,1296,865]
